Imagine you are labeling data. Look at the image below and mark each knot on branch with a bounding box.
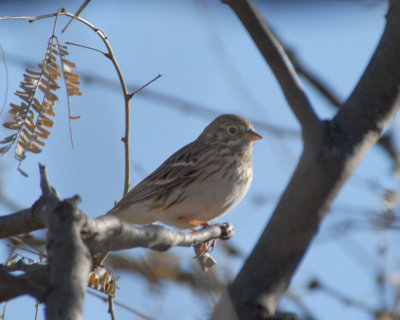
[52,195,82,224]
[219,223,234,240]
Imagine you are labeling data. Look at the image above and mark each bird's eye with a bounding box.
[227,126,238,135]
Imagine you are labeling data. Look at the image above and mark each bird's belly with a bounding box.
[158,168,252,228]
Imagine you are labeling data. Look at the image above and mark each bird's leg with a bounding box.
[179,218,217,256]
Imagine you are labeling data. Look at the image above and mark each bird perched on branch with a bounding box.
[99,114,261,264]
[110,114,261,226]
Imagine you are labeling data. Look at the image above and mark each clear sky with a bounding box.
[0,0,397,319]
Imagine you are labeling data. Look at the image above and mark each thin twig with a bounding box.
[61,0,92,33]
[65,41,107,56]
[39,163,53,195]
[108,296,116,320]
[88,290,154,320]
[54,37,76,149]
[34,301,40,320]
[1,301,7,319]
[285,48,342,108]
[5,52,300,138]
[223,0,320,140]
[1,10,132,195]
[0,42,9,118]
[99,35,132,196]
[127,74,162,99]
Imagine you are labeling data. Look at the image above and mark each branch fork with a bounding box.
[0,164,234,309]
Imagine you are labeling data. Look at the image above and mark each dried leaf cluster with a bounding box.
[0,37,81,171]
[88,265,117,297]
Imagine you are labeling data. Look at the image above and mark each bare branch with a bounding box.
[285,48,342,108]
[222,0,320,139]
[88,290,154,320]
[45,196,91,320]
[0,263,47,301]
[39,163,56,195]
[0,41,9,118]
[127,74,162,99]
[0,164,234,306]
[214,1,400,319]
[5,52,300,138]
[61,0,92,33]
[87,215,234,266]
[1,165,234,262]
[0,208,43,239]
[0,164,59,238]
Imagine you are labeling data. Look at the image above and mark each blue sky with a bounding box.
[0,1,397,319]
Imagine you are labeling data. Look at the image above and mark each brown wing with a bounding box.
[112,141,206,211]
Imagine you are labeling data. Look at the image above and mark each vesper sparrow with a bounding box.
[93,114,261,265]
[108,114,261,230]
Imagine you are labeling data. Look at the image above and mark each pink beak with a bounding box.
[246,129,262,141]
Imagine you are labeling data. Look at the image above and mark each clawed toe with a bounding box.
[194,238,217,257]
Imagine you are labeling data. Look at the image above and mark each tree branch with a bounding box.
[87,215,233,268]
[86,216,233,253]
[0,263,47,301]
[0,165,234,305]
[0,164,59,238]
[222,0,320,139]
[213,1,400,319]
[285,48,342,108]
[45,196,91,320]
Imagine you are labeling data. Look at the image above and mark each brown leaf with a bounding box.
[33,138,46,146]
[36,125,50,137]
[28,142,42,153]
[0,145,12,153]
[3,122,21,130]
[18,135,28,149]
[44,90,59,103]
[25,69,42,76]
[21,128,31,140]
[39,116,54,128]
[0,133,17,144]
[62,59,76,68]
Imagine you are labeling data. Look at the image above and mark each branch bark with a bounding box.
[45,196,91,320]
[0,164,59,238]
[0,165,234,304]
[213,1,400,319]
[222,0,320,140]
[0,264,47,301]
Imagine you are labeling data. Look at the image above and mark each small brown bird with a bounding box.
[108,114,262,230]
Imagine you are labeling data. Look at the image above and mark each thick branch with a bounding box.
[0,208,44,238]
[86,216,233,252]
[0,164,234,303]
[87,215,234,266]
[0,264,47,301]
[213,1,400,319]
[45,197,91,320]
[0,164,59,238]
[222,0,320,138]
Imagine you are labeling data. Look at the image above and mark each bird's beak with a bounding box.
[246,129,262,141]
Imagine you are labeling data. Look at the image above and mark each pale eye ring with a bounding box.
[227,126,238,135]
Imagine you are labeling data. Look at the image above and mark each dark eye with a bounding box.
[227,126,238,135]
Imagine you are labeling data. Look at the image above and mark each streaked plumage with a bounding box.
[108,114,261,229]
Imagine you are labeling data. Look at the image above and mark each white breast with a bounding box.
[158,154,253,228]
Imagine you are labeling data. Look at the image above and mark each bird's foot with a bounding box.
[180,218,217,257]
